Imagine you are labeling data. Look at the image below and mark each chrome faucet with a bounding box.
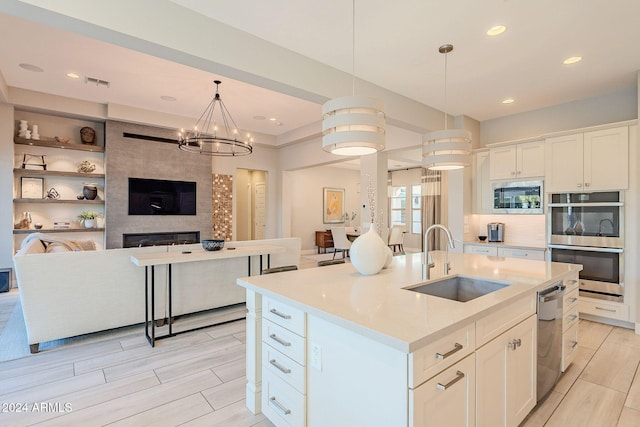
[423,224,456,280]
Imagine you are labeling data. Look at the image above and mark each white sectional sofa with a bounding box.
[13,236,301,352]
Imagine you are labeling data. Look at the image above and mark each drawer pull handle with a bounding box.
[270,308,292,320]
[269,334,291,347]
[567,279,578,285]
[269,359,292,374]
[436,371,465,391]
[269,396,291,415]
[567,314,578,322]
[436,343,463,360]
[595,306,616,313]
[568,297,578,304]
[569,340,578,349]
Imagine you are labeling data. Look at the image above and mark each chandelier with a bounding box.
[422,44,471,170]
[178,80,253,156]
[321,0,385,156]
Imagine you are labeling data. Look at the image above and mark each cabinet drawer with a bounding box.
[463,244,498,256]
[263,297,306,337]
[563,276,579,293]
[497,247,545,261]
[563,305,579,332]
[476,294,536,347]
[263,319,306,365]
[409,322,475,388]
[563,287,579,311]
[409,354,476,427]
[579,298,629,322]
[262,369,305,427]
[562,322,579,372]
[263,344,305,394]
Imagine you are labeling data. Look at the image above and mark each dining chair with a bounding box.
[388,225,405,253]
[330,227,352,259]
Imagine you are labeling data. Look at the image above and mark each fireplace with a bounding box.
[123,231,200,248]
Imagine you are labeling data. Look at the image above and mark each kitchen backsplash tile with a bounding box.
[470,214,546,245]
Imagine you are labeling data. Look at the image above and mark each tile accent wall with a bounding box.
[104,120,213,248]
[212,174,233,240]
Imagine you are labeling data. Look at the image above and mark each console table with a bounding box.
[315,230,333,253]
[131,244,285,347]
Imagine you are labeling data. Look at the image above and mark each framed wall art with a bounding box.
[20,177,44,199]
[323,187,345,224]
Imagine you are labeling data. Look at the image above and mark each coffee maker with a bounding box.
[487,222,505,242]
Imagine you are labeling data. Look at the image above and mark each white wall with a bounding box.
[0,104,14,271]
[480,88,637,145]
[288,165,360,253]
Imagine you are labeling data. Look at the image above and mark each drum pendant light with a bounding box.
[422,44,471,170]
[322,0,386,156]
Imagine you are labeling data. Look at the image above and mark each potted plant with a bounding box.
[78,211,101,229]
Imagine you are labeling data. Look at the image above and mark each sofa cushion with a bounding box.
[45,243,72,253]
[17,238,46,255]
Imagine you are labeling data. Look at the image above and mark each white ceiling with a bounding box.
[1,0,639,169]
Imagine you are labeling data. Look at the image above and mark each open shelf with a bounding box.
[13,168,105,179]
[14,136,104,152]
[13,198,104,205]
[13,228,105,235]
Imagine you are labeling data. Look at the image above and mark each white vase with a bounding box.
[349,224,388,276]
[83,218,97,229]
[383,245,393,268]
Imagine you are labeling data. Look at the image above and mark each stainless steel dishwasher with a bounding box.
[537,282,566,401]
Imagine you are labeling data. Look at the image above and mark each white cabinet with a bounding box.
[579,297,629,322]
[545,126,629,192]
[410,354,475,427]
[497,247,546,261]
[463,244,498,257]
[562,275,579,371]
[489,141,545,180]
[261,297,307,427]
[473,151,492,214]
[476,314,537,427]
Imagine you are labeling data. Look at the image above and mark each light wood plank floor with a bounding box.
[2,264,639,426]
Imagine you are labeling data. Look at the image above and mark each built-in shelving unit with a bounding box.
[12,110,106,250]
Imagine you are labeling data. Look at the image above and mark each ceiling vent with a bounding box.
[85,77,110,88]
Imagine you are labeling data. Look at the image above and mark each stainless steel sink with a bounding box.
[405,275,511,302]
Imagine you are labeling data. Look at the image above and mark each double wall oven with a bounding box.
[547,191,624,302]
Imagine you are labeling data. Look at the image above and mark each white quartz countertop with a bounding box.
[464,241,547,250]
[237,252,580,352]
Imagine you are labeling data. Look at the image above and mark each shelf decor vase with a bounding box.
[83,218,97,229]
[349,224,388,276]
[82,184,98,200]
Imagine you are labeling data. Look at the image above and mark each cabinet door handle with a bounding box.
[269,308,292,320]
[269,396,292,415]
[569,340,578,349]
[585,182,590,187]
[568,297,578,304]
[567,314,578,322]
[269,333,291,347]
[511,171,516,176]
[269,359,292,374]
[436,371,465,391]
[567,279,578,285]
[507,338,521,350]
[595,306,616,313]
[577,183,582,188]
[436,343,463,360]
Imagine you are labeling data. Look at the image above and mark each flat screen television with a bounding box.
[128,178,196,215]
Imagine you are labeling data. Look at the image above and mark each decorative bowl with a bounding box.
[202,239,224,251]
[478,235,488,241]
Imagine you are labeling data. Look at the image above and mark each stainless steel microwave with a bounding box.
[491,180,544,214]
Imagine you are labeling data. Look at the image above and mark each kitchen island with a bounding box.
[237,251,581,427]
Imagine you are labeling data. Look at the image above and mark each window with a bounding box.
[390,186,406,227]
[411,184,421,234]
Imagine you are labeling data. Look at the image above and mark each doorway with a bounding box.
[235,169,267,241]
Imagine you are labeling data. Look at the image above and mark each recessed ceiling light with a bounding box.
[19,63,44,72]
[160,95,176,101]
[66,72,80,79]
[269,117,277,121]
[502,98,515,104]
[563,56,582,65]
[486,25,507,36]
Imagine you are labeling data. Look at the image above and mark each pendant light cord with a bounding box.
[444,49,448,131]
[352,0,356,96]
